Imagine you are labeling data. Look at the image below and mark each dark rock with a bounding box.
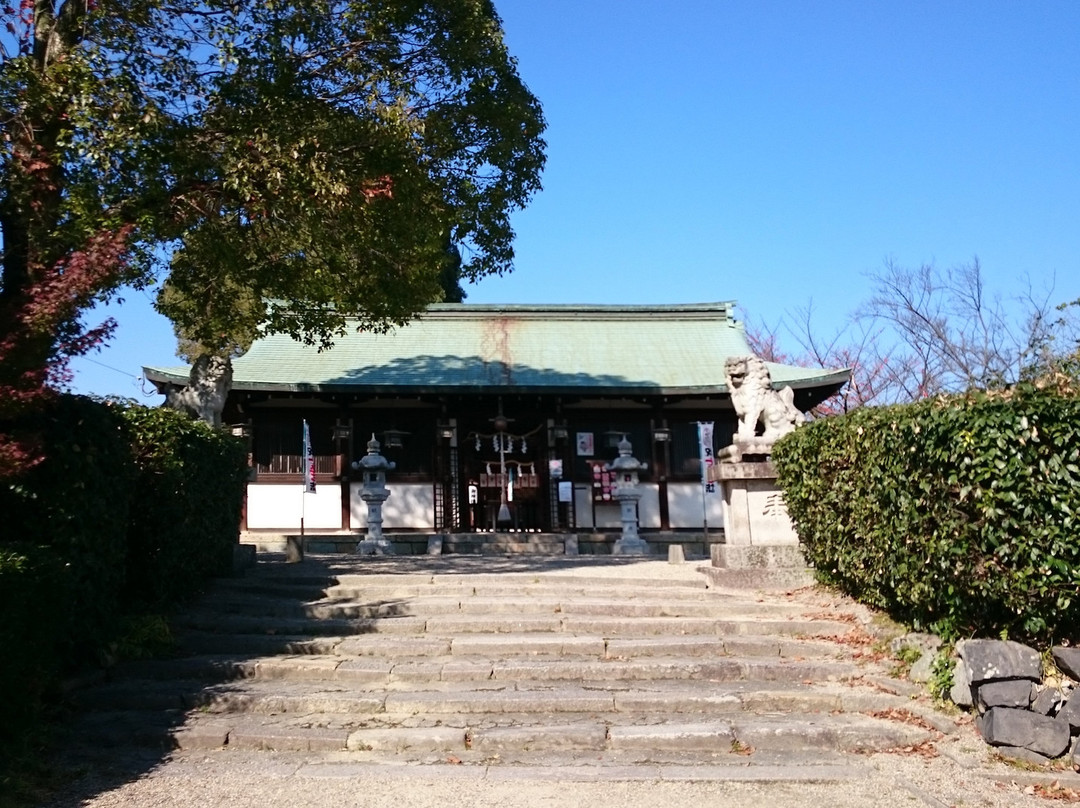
[976,679,1035,711]
[1031,687,1064,716]
[975,707,1071,758]
[1058,691,1080,730]
[1052,647,1080,682]
[957,639,1042,684]
[993,745,1053,766]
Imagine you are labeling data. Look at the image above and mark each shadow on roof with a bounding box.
[322,354,668,392]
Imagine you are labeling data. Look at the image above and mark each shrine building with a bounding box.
[144,302,848,545]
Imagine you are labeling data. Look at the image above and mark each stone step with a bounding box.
[78,663,886,714]
[167,710,931,757]
[323,581,720,599]
[199,583,726,607]
[76,653,863,712]
[327,572,710,591]
[62,712,874,780]
[441,540,569,555]
[171,609,856,639]
[202,578,717,602]
[198,574,765,606]
[192,593,810,621]
[423,614,857,637]
[320,580,731,599]
[176,633,348,657]
[321,586,721,602]
[172,612,395,637]
[64,709,190,752]
[174,630,845,661]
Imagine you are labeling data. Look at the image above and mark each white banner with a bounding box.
[302,420,316,493]
[698,421,717,494]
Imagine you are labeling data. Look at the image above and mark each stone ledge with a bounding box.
[711,543,808,570]
[699,566,815,591]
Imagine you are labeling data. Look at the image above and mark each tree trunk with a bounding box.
[164,354,233,427]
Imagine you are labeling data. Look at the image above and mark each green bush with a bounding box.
[0,396,246,762]
[0,395,133,759]
[0,395,134,662]
[773,385,1080,644]
[122,406,247,608]
[0,545,68,749]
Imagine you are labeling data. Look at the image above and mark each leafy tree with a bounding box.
[438,235,468,303]
[2,0,546,433]
[0,227,130,475]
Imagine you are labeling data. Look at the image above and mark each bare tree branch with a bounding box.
[744,258,1080,415]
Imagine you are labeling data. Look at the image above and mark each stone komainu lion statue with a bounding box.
[724,355,805,441]
[164,354,233,427]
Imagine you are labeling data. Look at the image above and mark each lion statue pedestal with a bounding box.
[704,356,810,587]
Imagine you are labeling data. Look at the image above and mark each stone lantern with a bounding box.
[354,434,395,555]
[606,435,649,555]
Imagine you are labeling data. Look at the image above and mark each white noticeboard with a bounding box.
[576,432,594,456]
[558,481,573,503]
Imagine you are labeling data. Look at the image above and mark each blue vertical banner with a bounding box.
[302,420,316,493]
[697,421,716,494]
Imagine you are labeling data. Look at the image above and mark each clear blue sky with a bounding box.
[70,0,1080,400]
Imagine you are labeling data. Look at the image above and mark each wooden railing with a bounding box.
[257,454,339,477]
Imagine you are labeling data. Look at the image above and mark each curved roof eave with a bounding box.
[143,366,852,398]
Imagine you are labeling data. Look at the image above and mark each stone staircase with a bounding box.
[67,555,948,771]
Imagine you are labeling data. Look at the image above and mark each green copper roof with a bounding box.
[144,302,850,396]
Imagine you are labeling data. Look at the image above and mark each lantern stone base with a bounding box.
[356,537,394,556]
[611,536,651,556]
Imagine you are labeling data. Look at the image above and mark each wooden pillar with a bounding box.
[652,416,671,531]
[336,417,353,530]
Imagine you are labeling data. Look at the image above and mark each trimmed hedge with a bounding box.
[0,545,69,749]
[123,406,248,608]
[773,385,1080,644]
[0,395,134,662]
[0,395,246,757]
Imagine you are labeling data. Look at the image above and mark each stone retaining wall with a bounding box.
[949,640,1080,765]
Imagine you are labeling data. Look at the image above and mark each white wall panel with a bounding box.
[667,482,723,528]
[247,484,341,530]
[350,482,435,529]
[573,484,660,530]
[573,484,593,528]
[637,483,661,529]
[593,503,621,529]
